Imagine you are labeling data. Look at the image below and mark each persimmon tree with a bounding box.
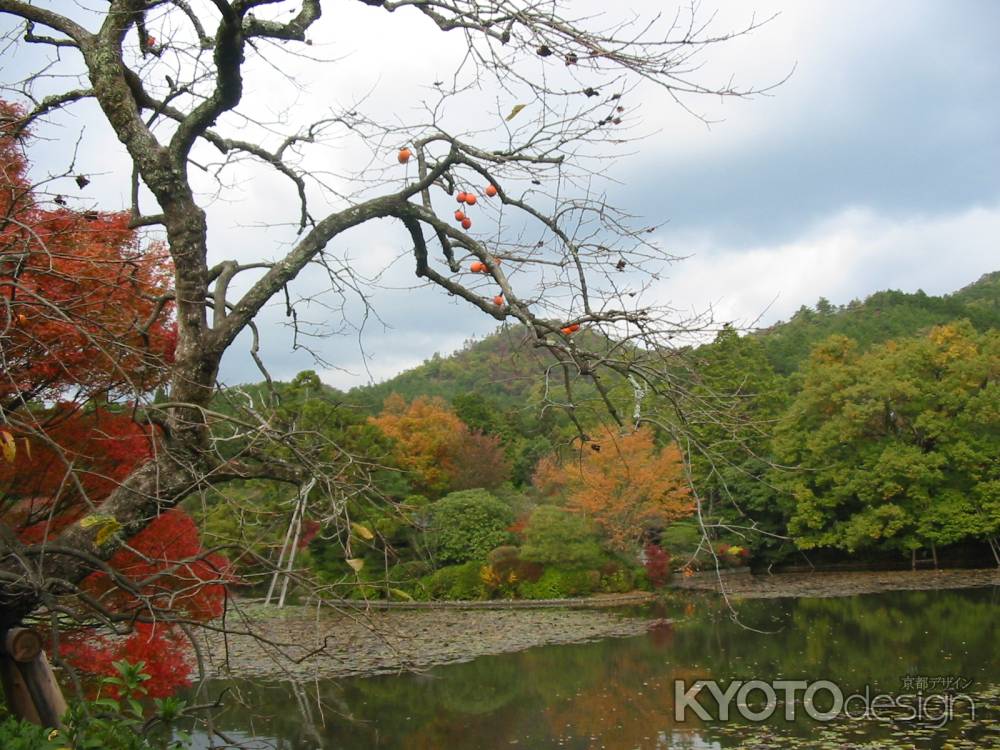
[0,0,775,718]
[534,426,693,551]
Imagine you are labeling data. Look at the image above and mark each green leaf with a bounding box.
[127,698,143,718]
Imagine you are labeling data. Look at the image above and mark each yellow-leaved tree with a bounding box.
[534,427,693,551]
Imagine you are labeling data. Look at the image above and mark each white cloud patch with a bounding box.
[7,1,997,391]
[652,202,1000,329]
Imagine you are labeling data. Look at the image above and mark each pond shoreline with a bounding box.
[195,568,997,682]
[669,566,1000,598]
[248,590,656,610]
[196,606,667,681]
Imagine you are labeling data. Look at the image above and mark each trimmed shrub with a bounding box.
[428,489,514,565]
[520,506,605,568]
[562,568,601,596]
[487,545,520,567]
[518,568,569,599]
[632,567,652,591]
[515,567,603,599]
[600,565,634,593]
[423,561,487,600]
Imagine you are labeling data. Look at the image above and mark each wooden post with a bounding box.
[18,652,68,729]
[0,627,68,730]
[0,654,42,725]
[5,628,43,662]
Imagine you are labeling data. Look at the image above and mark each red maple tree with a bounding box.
[1,99,220,695]
[1,99,175,413]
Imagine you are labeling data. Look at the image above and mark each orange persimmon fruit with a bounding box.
[397,148,412,164]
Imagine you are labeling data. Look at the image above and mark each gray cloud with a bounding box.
[6,1,998,391]
[619,0,1000,246]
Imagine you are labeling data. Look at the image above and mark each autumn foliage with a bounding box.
[62,507,229,694]
[0,407,226,693]
[81,509,229,622]
[371,394,510,496]
[534,426,693,551]
[1,406,157,542]
[0,99,217,695]
[59,622,194,699]
[643,542,671,588]
[0,100,175,411]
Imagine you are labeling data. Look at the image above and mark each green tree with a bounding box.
[685,327,792,562]
[520,506,605,569]
[774,322,1000,563]
[427,489,514,565]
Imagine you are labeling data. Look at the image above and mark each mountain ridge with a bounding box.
[346,270,1000,406]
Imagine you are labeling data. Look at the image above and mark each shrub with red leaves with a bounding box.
[58,622,193,698]
[80,509,230,622]
[643,542,671,588]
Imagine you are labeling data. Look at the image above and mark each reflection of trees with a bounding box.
[187,589,999,749]
[436,658,523,715]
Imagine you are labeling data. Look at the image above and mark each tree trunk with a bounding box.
[0,456,203,630]
[17,652,68,729]
[987,536,1000,568]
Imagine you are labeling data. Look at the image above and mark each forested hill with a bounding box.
[757,271,1000,374]
[349,326,556,412]
[350,271,1000,406]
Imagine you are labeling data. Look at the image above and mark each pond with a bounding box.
[185,586,999,749]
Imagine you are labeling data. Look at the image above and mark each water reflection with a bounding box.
[187,586,999,749]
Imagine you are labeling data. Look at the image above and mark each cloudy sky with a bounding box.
[5,0,998,389]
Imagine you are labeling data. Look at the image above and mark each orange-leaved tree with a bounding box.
[371,394,510,497]
[0,0,771,723]
[0,100,175,413]
[534,426,693,551]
